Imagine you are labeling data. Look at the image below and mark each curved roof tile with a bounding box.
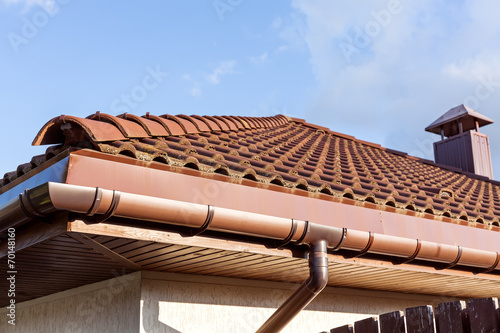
[32,115,127,145]
[118,113,170,137]
[157,115,187,135]
[179,115,211,132]
[208,116,231,131]
[86,112,150,138]
[218,116,240,130]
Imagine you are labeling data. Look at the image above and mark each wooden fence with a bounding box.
[327,297,500,333]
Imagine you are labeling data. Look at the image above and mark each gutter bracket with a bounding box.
[398,239,422,265]
[293,220,310,245]
[479,252,500,274]
[440,246,463,270]
[19,190,50,223]
[190,205,215,236]
[275,219,298,249]
[89,190,121,224]
[87,187,103,216]
[350,231,374,258]
[330,228,347,251]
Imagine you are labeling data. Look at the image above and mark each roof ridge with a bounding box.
[32,113,290,146]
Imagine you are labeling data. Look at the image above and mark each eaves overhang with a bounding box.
[2,150,500,268]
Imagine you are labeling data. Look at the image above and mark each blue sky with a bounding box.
[1,0,500,179]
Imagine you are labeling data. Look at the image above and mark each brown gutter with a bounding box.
[2,182,500,331]
[3,182,500,271]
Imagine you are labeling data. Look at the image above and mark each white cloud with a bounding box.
[190,82,201,97]
[275,11,307,52]
[242,27,262,39]
[249,52,268,65]
[181,74,201,97]
[442,54,500,83]
[272,16,282,30]
[1,0,56,12]
[288,0,500,176]
[276,45,288,52]
[206,60,236,85]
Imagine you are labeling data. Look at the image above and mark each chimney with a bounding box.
[425,104,494,179]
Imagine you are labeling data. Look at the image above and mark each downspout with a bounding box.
[256,240,328,333]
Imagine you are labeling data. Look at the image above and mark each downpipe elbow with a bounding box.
[306,240,329,294]
[306,266,328,294]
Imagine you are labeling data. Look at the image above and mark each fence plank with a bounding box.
[467,297,499,333]
[379,311,405,333]
[406,305,435,333]
[354,317,379,333]
[435,300,468,333]
[330,324,353,333]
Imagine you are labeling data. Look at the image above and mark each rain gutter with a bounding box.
[2,182,500,331]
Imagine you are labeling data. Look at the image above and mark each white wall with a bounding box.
[0,272,141,333]
[1,271,454,333]
[139,272,452,333]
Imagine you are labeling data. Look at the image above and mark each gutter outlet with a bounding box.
[256,240,328,333]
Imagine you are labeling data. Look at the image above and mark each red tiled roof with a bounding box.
[3,112,500,228]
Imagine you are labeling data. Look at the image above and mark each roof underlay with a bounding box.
[2,112,500,306]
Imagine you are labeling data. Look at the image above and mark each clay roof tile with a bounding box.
[118,113,169,137]
[32,115,127,145]
[86,112,149,138]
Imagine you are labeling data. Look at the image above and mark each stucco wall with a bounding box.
[140,272,450,333]
[1,271,454,332]
[0,271,141,333]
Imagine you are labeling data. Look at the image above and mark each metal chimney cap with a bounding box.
[425,104,494,137]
